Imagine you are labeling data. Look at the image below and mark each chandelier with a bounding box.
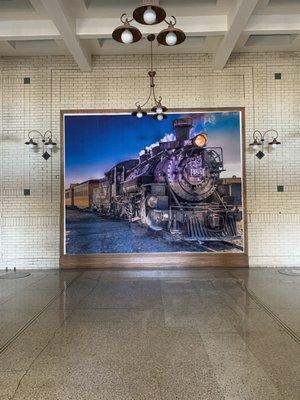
[131,34,168,121]
[112,1,186,47]
[112,1,186,120]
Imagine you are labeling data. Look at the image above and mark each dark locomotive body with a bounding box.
[92,118,242,242]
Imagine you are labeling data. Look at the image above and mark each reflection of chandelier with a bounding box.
[131,34,168,121]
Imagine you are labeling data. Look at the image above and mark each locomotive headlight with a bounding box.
[193,133,208,148]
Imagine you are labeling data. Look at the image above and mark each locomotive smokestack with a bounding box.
[173,118,193,142]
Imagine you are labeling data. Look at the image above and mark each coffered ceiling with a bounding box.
[0,0,300,71]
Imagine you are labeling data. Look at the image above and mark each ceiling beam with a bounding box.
[83,0,92,9]
[2,14,300,44]
[74,0,91,13]
[245,14,300,34]
[235,34,251,49]
[39,0,92,71]
[291,34,300,50]
[0,41,16,55]
[7,41,17,50]
[76,15,227,39]
[28,0,46,15]
[213,0,260,70]
[0,20,60,41]
[0,16,226,42]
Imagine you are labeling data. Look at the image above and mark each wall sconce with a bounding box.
[249,129,281,159]
[25,130,57,160]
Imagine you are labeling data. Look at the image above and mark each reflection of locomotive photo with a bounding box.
[66,118,242,243]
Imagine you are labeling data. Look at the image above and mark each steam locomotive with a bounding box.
[92,118,241,242]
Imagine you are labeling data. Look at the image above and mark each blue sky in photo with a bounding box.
[65,112,241,187]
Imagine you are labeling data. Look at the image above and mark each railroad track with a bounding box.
[184,239,243,252]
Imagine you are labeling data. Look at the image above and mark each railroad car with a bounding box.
[65,183,79,207]
[65,187,74,207]
[69,180,100,209]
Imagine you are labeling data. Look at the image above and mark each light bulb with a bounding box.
[270,143,277,149]
[121,29,133,44]
[143,7,156,24]
[29,143,36,150]
[156,106,163,114]
[252,144,259,150]
[47,143,54,150]
[157,114,164,121]
[165,31,177,46]
[136,111,143,118]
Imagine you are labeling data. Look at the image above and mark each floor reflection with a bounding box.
[0,268,299,399]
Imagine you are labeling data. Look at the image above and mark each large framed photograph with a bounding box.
[61,109,247,268]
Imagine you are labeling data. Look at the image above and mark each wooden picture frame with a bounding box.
[60,108,248,269]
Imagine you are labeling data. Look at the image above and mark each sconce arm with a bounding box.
[28,129,53,142]
[27,130,44,140]
[44,130,53,140]
[263,129,279,140]
[252,130,263,141]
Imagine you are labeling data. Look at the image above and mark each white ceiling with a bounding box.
[0,0,300,70]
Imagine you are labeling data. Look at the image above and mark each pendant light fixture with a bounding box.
[112,1,186,121]
[131,34,167,121]
[112,13,142,44]
[131,104,147,118]
[157,16,186,46]
[112,1,186,47]
[133,0,166,25]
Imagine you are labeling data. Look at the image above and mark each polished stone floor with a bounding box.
[0,268,299,400]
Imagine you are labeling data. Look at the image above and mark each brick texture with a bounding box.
[0,52,299,269]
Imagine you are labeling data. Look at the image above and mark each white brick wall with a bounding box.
[0,52,299,269]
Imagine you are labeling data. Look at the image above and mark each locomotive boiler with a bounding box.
[93,118,241,242]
